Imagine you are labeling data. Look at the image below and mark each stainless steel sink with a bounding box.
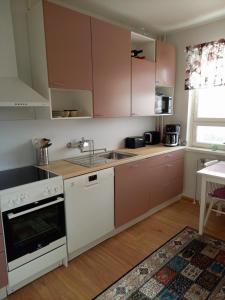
[66,155,108,167]
[98,151,136,160]
[65,151,136,167]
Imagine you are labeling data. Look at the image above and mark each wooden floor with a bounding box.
[7,198,225,300]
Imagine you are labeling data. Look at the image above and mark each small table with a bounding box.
[197,161,225,235]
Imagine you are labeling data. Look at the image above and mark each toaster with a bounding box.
[144,131,161,145]
[125,136,145,149]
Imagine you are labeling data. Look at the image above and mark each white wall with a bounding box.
[0,0,17,77]
[0,117,154,171]
[0,0,155,171]
[166,18,225,198]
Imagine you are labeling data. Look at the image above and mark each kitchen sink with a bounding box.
[66,155,108,167]
[65,151,136,167]
[98,151,136,160]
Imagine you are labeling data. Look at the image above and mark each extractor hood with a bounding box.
[0,77,49,107]
[0,0,49,107]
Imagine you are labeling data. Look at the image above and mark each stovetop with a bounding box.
[0,166,57,191]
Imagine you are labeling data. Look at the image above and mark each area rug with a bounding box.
[93,227,225,299]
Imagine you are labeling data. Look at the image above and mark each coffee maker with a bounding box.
[163,124,181,147]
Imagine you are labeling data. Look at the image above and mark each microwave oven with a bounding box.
[155,95,172,114]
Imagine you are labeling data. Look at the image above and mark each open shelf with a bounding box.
[155,86,175,116]
[50,88,93,119]
[131,32,155,62]
[156,86,174,98]
[51,116,92,120]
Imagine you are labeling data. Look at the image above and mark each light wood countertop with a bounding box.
[40,145,185,180]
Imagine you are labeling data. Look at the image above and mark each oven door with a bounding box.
[3,196,66,266]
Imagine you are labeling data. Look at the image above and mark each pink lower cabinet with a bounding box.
[91,18,131,117]
[131,58,156,116]
[0,251,7,288]
[115,160,150,227]
[147,150,184,207]
[115,150,184,227]
[148,154,184,208]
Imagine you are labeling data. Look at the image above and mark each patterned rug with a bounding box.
[93,227,225,300]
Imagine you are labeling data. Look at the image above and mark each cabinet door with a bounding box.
[43,1,92,90]
[0,235,3,253]
[0,252,7,288]
[131,58,155,116]
[156,40,176,87]
[92,18,131,117]
[148,157,184,208]
[115,160,150,227]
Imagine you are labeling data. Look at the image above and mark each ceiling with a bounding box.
[63,0,225,34]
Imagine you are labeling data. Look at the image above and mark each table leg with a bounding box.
[199,176,207,235]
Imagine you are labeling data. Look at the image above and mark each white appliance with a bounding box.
[64,168,114,258]
[0,1,48,107]
[0,166,67,294]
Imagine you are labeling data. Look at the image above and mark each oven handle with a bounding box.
[7,197,64,220]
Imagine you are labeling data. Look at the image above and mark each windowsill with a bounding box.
[186,146,225,156]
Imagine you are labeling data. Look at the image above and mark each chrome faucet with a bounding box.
[79,137,95,155]
[67,137,107,155]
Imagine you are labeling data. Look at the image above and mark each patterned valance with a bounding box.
[185,39,225,90]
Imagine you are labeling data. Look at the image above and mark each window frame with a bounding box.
[190,89,225,150]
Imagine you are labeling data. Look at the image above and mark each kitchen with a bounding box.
[1,0,225,299]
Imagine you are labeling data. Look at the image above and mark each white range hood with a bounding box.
[0,0,49,107]
[0,77,49,107]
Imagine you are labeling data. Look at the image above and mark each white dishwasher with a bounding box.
[64,167,114,256]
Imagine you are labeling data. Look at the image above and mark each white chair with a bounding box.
[203,160,225,226]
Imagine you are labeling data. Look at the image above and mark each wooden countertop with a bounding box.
[40,145,185,180]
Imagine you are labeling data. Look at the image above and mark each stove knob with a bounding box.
[54,186,58,194]
[8,199,14,208]
[19,193,26,202]
[44,187,52,197]
[15,198,21,206]
[10,199,18,207]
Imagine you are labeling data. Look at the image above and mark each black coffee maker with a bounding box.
[163,124,181,147]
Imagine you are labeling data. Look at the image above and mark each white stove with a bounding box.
[0,166,67,294]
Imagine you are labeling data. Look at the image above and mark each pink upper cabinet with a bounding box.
[91,18,131,117]
[43,1,92,90]
[131,58,156,116]
[156,40,176,87]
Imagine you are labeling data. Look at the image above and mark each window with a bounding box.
[190,86,225,149]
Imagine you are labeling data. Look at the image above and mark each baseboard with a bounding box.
[182,195,196,202]
[69,194,182,261]
[0,288,6,300]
